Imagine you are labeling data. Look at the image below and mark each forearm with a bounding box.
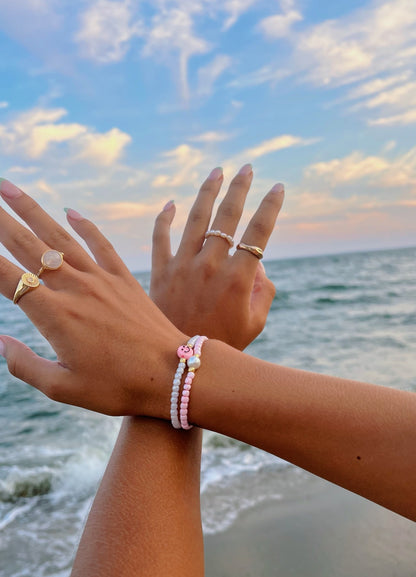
[169,340,415,520]
[71,417,203,577]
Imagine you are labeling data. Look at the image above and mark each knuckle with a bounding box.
[250,219,268,237]
[46,227,73,248]
[18,196,40,218]
[218,201,238,220]
[10,227,36,251]
[199,180,218,196]
[187,207,206,225]
[230,173,249,187]
[197,257,217,280]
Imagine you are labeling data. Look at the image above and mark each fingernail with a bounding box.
[207,167,223,181]
[271,182,284,194]
[238,163,253,176]
[163,200,175,211]
[0,178,23,198]
[0,338,6,358]
[64,207,84,221]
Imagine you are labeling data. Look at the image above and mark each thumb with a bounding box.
[0,336,67,398]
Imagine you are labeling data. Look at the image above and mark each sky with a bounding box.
[0,0,415,271]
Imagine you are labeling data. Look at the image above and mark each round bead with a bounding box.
[182,390,190,397]
[187,356,201,370]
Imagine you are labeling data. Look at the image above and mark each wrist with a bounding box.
[134,329,190,421]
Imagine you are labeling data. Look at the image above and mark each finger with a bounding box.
[233,183,284,276]
[203,163,253,257]
[0,179,94,272]
[65,208,130,276]
[176,167,223,259]
[152,200,175,272]
[0,335,68,398]
[0,255,47,302]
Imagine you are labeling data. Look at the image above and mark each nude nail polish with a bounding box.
[208,167,223,181]
[238,163,253,176]
[0,178,23,198]
[163,200,175,211]
[64,207,84,221]
[271,183,284,194]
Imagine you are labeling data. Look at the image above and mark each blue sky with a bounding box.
[0,0,415,270]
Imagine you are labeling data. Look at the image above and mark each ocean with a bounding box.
[1,246,415,576]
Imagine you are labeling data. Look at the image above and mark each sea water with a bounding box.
[0,247,415,576]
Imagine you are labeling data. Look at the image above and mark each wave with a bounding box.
[0,469,53,503]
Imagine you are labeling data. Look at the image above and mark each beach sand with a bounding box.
[204,473,416,577]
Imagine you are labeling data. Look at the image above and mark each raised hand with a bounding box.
[0,179,185,416]
[151,165,284,350]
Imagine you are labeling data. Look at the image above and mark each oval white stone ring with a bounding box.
[36,250,64,277]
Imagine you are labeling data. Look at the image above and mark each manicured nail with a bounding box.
[0,338,5,358]
[64,207,84,221]
[271,182,284,194]
[238,163,253,176]
[0,178,23,198]
[163,200,175,211]
[207,167,223,181]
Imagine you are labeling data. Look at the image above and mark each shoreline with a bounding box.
[204,475,416,577]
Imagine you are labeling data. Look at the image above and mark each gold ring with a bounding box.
[36,250,64,277]
[236,242,264,260]
[204,230,234,248]
[13,272,40,305]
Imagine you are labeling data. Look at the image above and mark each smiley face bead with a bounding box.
[177,345,194,360]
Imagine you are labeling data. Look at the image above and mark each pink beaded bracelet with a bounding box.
[179,335,208,430]
[170,335,208,430]
[170,335,199,429]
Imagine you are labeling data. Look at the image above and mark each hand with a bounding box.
[150,165,284,350]
[0,180,185,416]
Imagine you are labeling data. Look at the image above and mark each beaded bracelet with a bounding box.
[170,335,199,429]
[170,335,208,430]
[179,335,208,430]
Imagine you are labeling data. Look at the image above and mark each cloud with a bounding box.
[291,0,416,88]
[77,128,132,166]
[368,109,416,126]
[0,101,9,109]
[0,108,86,158]
[305,148,416,187]
[152,143,206,188]
[189,131,232,143]
[222,0,259,29]
[345,72,412,101]
[7,165,40,174]
[75,0,142,63]
[196,54,232,97]
[306,152,390,185]
[0,106,131,166]
[259,4,302,39]
[241,134,318,159]
[90,201,158,221]
[142,6,211,102]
